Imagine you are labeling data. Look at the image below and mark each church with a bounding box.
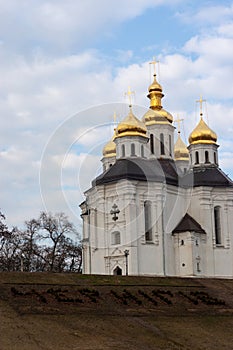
[80,68,233,278]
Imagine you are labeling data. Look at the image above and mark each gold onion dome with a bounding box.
[188,116,217,145]
[144,74,173,124]
[142,108,169,125]
[102,136,116,158]
[148,74,163,93]
[116,108,148,138]
[174,134,189,161]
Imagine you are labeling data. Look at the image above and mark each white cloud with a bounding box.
[218,22,233,38]
[0,0,183,54]
[184,36,233,64]
[219,150,233,175]
[176,3,233,27]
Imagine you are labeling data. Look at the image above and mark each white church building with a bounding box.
[80,70,233,278]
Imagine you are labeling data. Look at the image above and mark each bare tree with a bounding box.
[65,240,82,272]
[21,219,41,271]
[0,211,82,273]
[0,211,8,236]
[39,212,79,272]
[0,227,23,271]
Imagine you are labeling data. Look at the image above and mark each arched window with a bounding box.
[131,143,135,156]
[195,151,199,164]
[150,134,154,154]
[181,239,184,246]
[122,144,125,157]
[169,135,172,156]
[112,231,121,245]
[160,133,165,155]
[141,145,144,158]
[205,151,209,163]
[214,152,217,165]
[144,201,152,241]
[214,206,221,245]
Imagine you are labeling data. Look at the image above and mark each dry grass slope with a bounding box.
[0,273,233,349]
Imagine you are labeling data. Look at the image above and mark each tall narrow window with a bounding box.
[169,135,172,156]
[150,134,154,154]
[214,152,217,165]
[141,145,144,158]
[160,133,165,155]
[112,231,121,245]
[122,144,125,157]
[214,206,221,245]
[205,151,209,163]
[94,209,98,248]
[144,201,152,241]
[131,143,135,156]
[195,151,199,164]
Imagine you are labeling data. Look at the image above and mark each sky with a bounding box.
[1,0,233,232]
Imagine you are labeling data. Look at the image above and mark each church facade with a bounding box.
[80,71,233,278]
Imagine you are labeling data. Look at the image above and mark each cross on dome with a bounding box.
[149,56,159,76]
[125,87,135,108]
[174,116,184,134]
[196,96,206,117]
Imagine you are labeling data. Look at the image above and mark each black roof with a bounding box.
[182,166,233,188]
[172,213,206,234]
[93,158,178,186]
[92,158,233,188]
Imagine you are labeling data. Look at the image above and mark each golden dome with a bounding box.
[102,136,116,158]
[116,108,148,139]
[146,74,173,123]
[148,74,163,94]
[188,117,217,145]
[158,109,173,123]
[142,109,169,126]
[174,134,189,161]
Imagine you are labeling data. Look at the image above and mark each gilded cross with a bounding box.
[125,87,135,107]
[174,116,184,134]
[110,204,120,221]
[196,96,206,116]
[149,56,159,75]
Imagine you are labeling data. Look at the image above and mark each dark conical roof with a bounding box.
[172,213,206,234]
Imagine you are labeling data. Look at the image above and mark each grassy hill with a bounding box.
[1,273,233,349]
